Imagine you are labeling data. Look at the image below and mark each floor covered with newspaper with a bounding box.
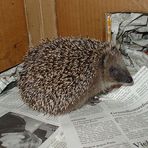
[0,64,148,148]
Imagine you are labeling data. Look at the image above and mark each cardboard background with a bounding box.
[0,0,28,72]
[56,0,148,40]
[25,0,148,45]
[1,0,148,72]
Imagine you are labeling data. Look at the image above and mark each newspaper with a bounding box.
[0,87,66,148]
[0,66,148,148]
[60,66,148,148]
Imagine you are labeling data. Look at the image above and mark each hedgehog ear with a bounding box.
[98,54,108,68]
[111,41,120,50]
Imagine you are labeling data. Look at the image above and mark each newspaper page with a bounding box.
[0,87,67,148]
[103,66,148,148]
[0,66,147,148]
[60,66,148,148]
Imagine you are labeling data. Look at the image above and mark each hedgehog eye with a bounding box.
[109,66,119,77]
[109,66,123,82]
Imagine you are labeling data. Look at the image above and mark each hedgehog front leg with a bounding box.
[87,87,111,106]
[87,96,101,106]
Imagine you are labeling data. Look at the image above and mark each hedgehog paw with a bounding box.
[87,96,101,106]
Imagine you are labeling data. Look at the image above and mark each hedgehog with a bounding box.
[18,37,133,115]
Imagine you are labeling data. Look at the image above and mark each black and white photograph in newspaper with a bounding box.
[0,112,58,148]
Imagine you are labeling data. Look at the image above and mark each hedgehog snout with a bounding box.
[109,66,134,86]
[123,76,134,86]
[126,76,133,83]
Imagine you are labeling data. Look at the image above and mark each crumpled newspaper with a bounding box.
[0,64,23,93]
[107,12,148,74]
[123,49,148,75]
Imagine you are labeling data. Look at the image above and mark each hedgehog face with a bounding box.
[109,64,133,85]
[100,49,133,86]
